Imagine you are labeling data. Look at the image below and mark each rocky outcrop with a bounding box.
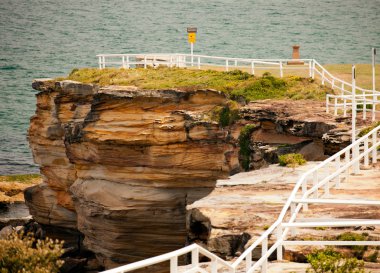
[27,80,240,268]
[27,79,354,269]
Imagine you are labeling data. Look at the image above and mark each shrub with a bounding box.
[0,232,64,273]
[238,124,258,171]
[367,251,378,263]
[278,153,306,168]
[336,232,368,259]
[306,248,366,273]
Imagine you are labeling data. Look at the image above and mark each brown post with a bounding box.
[288,45,304,65]
[292,45,300,59]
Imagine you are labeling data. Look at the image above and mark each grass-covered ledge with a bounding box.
[60,67,334,101]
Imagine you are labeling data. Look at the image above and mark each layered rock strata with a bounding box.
[27,79,355,268]
[27,80,239,268]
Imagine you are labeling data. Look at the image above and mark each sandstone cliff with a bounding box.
[27,79,354,269]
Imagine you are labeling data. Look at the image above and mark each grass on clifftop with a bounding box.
[0,174,41,203]
[0,174,40,184]
[64,67,333,101]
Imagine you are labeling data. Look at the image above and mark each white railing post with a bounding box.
[334,97,338,116]
[372,94,376,122]
[372,47,376,121]
[245,251,252,272]
[309,60,312,78]
[234,59,237,67]
[170,257,178,273]
[302,181,308,211]
[280,61,283,78]
[262,237,268,273]
[353,143,360,174]
[126,56,130,69]
[343,98,347,117]
[313,172,319,198]
[345,150,350,181]
[197,56,201,69]
[352,65,360,174]
[290,203,297,236]
[98,56,102,69]
[373,131,378,163]
[144,55,147,69]
[122,56,126,69]
[364,138,369,167]
[103,56,106,68]
[211,258,218,273]
[276,227,283,260]
[322,70,325,85]
[225,59,229,72]
[251,61,255,75]
[335,156,341,187]
[324,177,330,197]
[191,248,199,267]
[363,92,367,120]
[312,60,315,79]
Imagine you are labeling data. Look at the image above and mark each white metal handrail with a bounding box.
[97,53,380,273]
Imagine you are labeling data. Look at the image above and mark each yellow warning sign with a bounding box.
[188,33,196,43]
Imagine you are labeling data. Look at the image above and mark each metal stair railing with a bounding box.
[97,53,380,273]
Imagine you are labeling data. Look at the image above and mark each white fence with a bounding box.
[97,53,380,273]
[96,53,312,77]
[97,53,379,121]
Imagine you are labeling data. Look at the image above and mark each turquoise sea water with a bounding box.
[0,0,379,175]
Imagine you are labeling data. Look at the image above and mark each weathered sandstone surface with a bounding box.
[27,79,357,268]
[187,163,380,262]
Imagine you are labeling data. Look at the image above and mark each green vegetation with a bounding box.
[0,174,40,184]
[336,232,368,259]
[278,153,307,168]
[358,121,380,137]
[315,227,327,231]
[306,248,366,273]
[64,67,332,102]
[368,251,378,263]
[238,124,258,171]
[211,100,240,127]
[0,232,64,273]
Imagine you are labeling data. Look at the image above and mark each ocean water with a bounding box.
[0,0,379,175]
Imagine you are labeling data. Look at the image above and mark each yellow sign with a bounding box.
[188,33,196,43]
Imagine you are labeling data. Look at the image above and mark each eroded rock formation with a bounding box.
[27,79,355,268]
[27,80,240,268]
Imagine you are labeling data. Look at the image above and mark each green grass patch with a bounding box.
[278,153,307,168]
[336,232,368,259]
[63,67,332,102]
[0,174,41,184]
[306,248,366,273]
